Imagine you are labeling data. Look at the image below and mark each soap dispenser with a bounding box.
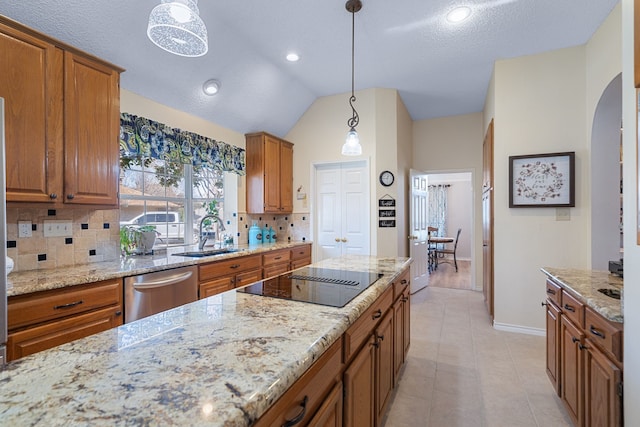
[249,222,261,245]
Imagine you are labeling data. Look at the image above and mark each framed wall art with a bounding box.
[509,152,575,208]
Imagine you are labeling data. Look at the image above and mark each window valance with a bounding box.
[119,113,245,175]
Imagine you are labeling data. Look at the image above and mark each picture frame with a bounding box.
[509,151,575,208]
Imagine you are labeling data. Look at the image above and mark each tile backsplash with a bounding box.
[6,208,120,272]
[237,213,310,245]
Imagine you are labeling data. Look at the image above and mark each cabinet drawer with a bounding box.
[8,279,122,330]
[263,249,291,266]
[291,258,311,270]
[291,244,311,260]
[264,262,291,279]
[561,290,584,329]
[234,268,262,288]
[254,339,342,427]
[343,286,393,363]
[545,280,562,307]
[7,305,122,361]
[393,269,410,301]
[199,254,262,281]
[585,307,623,364]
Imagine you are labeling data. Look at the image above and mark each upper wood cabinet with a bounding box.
[245,132,293,214]
[0,16,122,206]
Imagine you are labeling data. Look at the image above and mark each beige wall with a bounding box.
[412,112,484,287]
[285,88,411,257]
[396,93,413,257]
[621,0,639,424]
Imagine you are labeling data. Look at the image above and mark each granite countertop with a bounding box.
[0,255,412,426]
[541,267,623,323]
[7,241,311,297]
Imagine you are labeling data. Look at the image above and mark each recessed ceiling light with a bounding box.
[447,6,471,23]
[286,52,300,62]
[202,79,220,95]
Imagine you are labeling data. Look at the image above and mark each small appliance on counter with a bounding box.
[609,258,623,277]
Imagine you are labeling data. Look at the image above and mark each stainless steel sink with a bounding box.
[173,248,239,258]
[597,288,621,300]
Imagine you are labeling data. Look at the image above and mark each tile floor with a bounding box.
[382,286,573,427]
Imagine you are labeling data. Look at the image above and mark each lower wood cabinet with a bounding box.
[343,335,376,427]
[198,254,262,299]
[544,278,623,427]
[375,309,394,424]
[308,381,343,427]
[254,339,343,427]
[7,278,123,361]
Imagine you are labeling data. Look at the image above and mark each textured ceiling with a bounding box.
[0,0,619,137]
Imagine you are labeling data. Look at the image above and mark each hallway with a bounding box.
[383,286,572,426]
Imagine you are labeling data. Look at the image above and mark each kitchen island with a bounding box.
[1,255,411,426]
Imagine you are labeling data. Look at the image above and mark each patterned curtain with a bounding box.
[428,185,449,237]
[119,113,245,175]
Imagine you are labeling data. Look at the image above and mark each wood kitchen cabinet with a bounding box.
[246,132,294,214]
[393,270,411,386]
[198,254,262,299]
[6,278,123,361]
[0,16,122,207]
[262,248,292,279]
[254,339,343,427]
[544,277,624,427]
[290,243,312,270]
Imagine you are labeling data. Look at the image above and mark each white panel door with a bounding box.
[409,169,429,293]
[315,161,369,261]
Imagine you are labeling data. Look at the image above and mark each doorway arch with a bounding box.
[590,73,622,269]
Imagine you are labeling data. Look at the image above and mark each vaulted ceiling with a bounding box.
[0,0,619,137]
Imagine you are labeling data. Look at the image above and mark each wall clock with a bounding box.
[379,170,394,187]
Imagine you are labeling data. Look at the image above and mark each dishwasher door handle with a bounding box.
[132,271,194,290]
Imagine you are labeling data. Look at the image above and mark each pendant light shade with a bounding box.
[341,0,363,156]
[147,0,208,57]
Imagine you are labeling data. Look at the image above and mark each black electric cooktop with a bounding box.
[237,267,382,308]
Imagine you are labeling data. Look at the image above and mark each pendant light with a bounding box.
[147,0,208,57]
[341,0,363,156]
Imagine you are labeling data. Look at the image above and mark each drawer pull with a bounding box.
[372,309,382,320]
[377,334,384,342]
[590,326,606,339]
[282,395,308,427]
[546,289,556,295]
[541,301,547,307]
[54,300,83,310]
[274,256,282,260]
[571,336,579,344]
[563,304,575,313]
[579,343,588,351]
[402,296,409,303]
[230,264,240,269]
[401,279,407,285]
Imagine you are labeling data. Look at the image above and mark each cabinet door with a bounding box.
[199,276,234,299]
[560,315,584,427]
[393,299,404,386]
[0,22,63,203]
[64,51,120,205]
[375,310,394,426]
[308,381,343,427]
[584,338,622,427]
[546,301,561,395]
[344,335,375,427]
[7,306,122,361]
[263,135,281,212]
[279,141,294,212]
[402,289,410,359]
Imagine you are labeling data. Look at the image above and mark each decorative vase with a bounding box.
[262,224,271,243]
[249,222,261,245]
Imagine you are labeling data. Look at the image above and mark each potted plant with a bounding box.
[120,225,159,256]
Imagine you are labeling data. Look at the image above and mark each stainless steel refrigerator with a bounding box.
[0,97,7,366]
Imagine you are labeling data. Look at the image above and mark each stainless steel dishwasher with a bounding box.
[124,265,198,323]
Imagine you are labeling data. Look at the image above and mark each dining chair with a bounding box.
[435,228,462,272]
[427,226,438,273]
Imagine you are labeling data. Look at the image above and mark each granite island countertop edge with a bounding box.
[1,255,412,426]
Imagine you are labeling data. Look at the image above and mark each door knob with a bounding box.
[341,238,347,243]
[335,237,341,242]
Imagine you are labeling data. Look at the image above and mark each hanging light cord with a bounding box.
[347,5,359,131]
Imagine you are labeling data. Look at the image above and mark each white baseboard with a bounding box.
[493,322,545,337]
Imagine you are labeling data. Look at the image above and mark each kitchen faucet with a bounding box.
[198,214,226,250]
